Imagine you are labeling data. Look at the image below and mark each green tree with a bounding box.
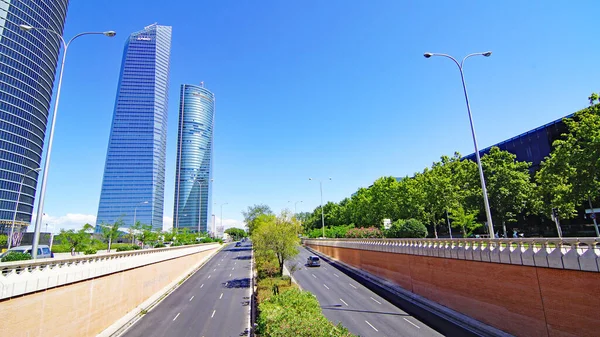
[101,220,122,252]
[398,219,428,238]
[60,227,91,255]
[588,92,598,105]
[225,227,247,240]
[482,147,536,237]
[536,104,600,235]
[137,225,158,247]
[0,234,7,248]
[243,204,273,235]
[251,211,300,276]
[449,205,482,237]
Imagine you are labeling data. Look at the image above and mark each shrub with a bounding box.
[131,244,142,250]
[154,243,166,248]
[344,227,383,238]
[399,219,428,238]
[84,248,97,255]
[257,288,353,337]
[0,234,8,247]
[172,242,183,247]
[116,245,133,252]
[1,251,32,262]
[51,244,72,253]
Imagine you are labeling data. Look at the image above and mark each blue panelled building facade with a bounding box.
[173,84,214,233]
[0,0,69,235]
[96,24,172,231]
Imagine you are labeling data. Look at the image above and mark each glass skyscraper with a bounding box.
[173,84,214,232]
[96,24,172,230]
[0,0,69,234]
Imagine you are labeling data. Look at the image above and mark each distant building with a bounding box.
[0,0,70,235]
[96,24,172,230]
[173,84,215,232]
[463,114,572,171]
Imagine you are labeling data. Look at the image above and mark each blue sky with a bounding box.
[34,0,600,232]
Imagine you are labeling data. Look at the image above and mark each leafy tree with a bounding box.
[398,219,428,238]
[588,92,598,105]
[225,227,247,240]
[0,234,7,247]
[251,211,300,276]
[101,220,122,252]
[243,204,273,235]
[449,206,482,237]
[345,227,383,238]
[536,104,600,236]
[481,147,536,237]
[137,224,158,247]
[60,227,91,255]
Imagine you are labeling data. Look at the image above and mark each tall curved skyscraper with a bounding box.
[96,24,172,230]
[0,0,69,234]
[173,84,214,232]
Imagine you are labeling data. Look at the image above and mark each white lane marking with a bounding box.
[213,268,216,271]
[219,293,224,299]
[232,267,235,270]
[349,283,357,289]
[211,310,216,318]
[323,267,327,270]
[200,284,204,288]
[208,275,211,279]
[333,273,339,278]
[365,320,378,332]
[235,262,237,265]
[340,298,348,306]
[229,273,232,277]
[173,313,180,321]
[370,297,382,304]
[404,318,421,329]
[323,284,330,290]
[218,264,220,266]
[312,274,317,279]
[189,296,194,301]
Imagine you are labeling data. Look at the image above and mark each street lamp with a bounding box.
[8,167,41,249]
[220,203,228,238]
[133,201,149,227]
[424,51,495,238]
[309,178,331,238]
[20,24,116,258]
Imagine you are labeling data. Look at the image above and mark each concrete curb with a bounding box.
[304,246,513,337]
[282,263,301,290]
[97,244,225,337]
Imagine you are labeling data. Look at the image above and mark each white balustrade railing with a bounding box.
[0,243,220,300]
[303,238,600,272]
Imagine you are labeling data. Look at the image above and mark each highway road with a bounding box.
[289,246,475,337]
[122,241,252,337]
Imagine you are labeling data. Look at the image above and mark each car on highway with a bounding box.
[306,255,320,267]
[0,245,53,259]
[235,242,242,247]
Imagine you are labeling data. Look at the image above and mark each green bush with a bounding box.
[0,234,8,247]
[83,248,97,255]
[257,288,353,337]
[1,251,32,262]
[51,244,72,253]
[132,244,142,250]
[385,219,428,238]
[154,243,166,248]
[116,245,133,252]
[172,242,183,247]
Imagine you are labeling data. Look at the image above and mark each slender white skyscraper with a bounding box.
[173,84,215,232]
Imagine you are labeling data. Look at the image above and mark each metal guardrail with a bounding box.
[0,243,220,299]
[303,237,600,272]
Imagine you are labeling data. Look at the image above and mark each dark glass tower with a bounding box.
[173,84,214,232]
[0,0,69,234]
[96,24,172,230]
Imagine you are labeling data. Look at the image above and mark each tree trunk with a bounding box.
[108,238,112,252]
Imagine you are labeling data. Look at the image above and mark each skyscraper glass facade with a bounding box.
[0,0,69,234]
[173,84,214,232]
[96,24,172,230]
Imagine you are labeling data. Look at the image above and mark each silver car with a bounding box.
[0,245,54,259]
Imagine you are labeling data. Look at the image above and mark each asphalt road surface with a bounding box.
[289,246,469,337]
[122,242,252,337]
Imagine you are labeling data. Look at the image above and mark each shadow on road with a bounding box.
[224,247,252,252]
[235,255,251,260]
[321,305,411,317]
[224,277,251,289]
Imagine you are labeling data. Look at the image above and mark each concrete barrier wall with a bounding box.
[0,245,219,337]
[306,243,600,337]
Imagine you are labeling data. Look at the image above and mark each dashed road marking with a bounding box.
[229,273,232,277]
[219,293,223,299]
[333,273,339,278]
[208,275,211,279]
[323,284,330,290]
[173,313,180,321]
[211,310,216,318]
[189,296,194,301]
[312,274,317,279]
[340,298,348,306]
[349,283,357,289]
[200,284,204,288]
[365,320,378,332]
[404,318,421,329]
[370,297,382,304]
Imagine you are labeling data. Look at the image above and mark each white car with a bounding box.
[0,245,54,259]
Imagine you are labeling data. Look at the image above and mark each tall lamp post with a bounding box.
[424,51,495,238]
[219,203,228,238]
[8,167,41,249]
[309,178,331,238]
[133,201,149,227]
[20,24,116,258]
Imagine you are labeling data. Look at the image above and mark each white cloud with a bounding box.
[163,216,173,231]
[214,216,246,231]
[30,213,96,234]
